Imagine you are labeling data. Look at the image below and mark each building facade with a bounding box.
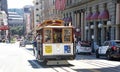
[0,0,8,14]
[23,5,34,40]
[8,11,24,40]
[0,0,8,42]
[33,0,63,38]
[0,11,8,41]
[64,0,120,45]
[8,12,24,27]
[33,0,62,25]
[33,0,120,46]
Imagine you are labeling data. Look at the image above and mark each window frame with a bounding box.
[62,28,72,43]
[43,28,52,43]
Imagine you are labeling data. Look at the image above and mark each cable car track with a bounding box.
[22,47,120,72]
[22,47,76,72]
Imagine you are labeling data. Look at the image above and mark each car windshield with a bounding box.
[114,42,120,46]
[112,41,120,46]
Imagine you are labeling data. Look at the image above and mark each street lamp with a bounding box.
[98,22,103,45]
[107,20,111,30]
[107,20,111,26]
[98,22,103,28]
[69,22,72,26]
[90,25,94,29]
[92,35,94,40]
[107,20,111,40]
[76,28,80,32]
[85,26,89,30]
[76,28,80,41]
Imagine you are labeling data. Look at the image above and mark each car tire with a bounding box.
[88,52,92,55]
[106,51,112,60]
[96,49,100,58]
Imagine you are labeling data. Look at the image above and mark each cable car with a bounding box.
[34,20,76,65]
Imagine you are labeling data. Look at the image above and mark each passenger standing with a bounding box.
[36,33,42,60]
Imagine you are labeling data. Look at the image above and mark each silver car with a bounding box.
[76,41,92,54]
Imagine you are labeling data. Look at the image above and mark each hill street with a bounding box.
[0,42,120,72]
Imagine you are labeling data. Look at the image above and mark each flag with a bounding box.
[60,0,66,10]
[55,0,66,11]
[55,0,61,10]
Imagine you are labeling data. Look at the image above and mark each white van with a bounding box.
[76,41,92,54]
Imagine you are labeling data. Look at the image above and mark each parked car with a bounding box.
[96,40,120,60]
[76,41,92,54]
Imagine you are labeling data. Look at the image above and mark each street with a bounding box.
[0,42,120,72]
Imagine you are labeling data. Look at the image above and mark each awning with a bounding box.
[91,12,99,20]
[98,10,109,19]
[63,17,72,23]
[67,17,72,22]
[0,25,9,30]
[63,18,65,21]
[63,18,67,22]
[86,13,92,20]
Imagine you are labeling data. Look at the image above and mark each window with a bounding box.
[44,29,52,43]
[67,0,68,5]
[63,28,72,42]
[53,28,62,43]
[81,44,90,47]
[112,41,120,46]
[36,2,39,5]
[36,20,39,22]
[104,41,109,46]
[70,0,72,4]
[36,14,39,16]
[36,8,39,11]
[53,0,55,4]
[43,28,73,43]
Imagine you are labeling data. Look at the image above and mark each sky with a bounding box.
[7,0,33,8]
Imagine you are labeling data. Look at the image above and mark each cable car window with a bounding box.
[63,28,72,42]
[44,29,52,43]
[53,28,62,43]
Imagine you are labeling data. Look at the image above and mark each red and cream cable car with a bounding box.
[34,20,76,64]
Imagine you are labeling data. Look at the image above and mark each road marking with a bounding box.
[52,67,69,72]
[61,67,77,72]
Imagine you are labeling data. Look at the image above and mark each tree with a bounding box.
[10,26,24,36]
